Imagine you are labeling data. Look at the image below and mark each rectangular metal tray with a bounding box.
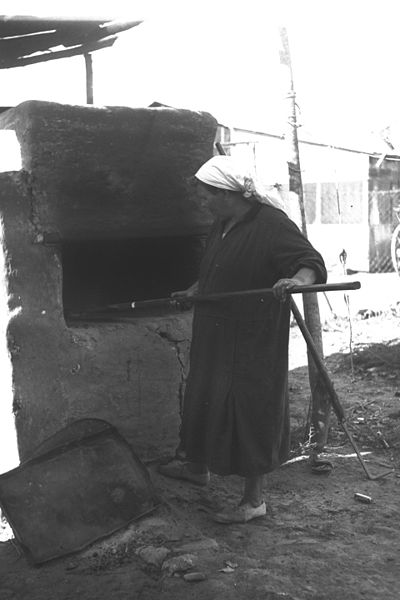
[0,419,157,563]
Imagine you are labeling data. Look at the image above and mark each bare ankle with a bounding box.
[242,475,264,507]
[241,497,263,508]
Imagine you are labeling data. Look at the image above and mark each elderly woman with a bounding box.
[159,155,327,523]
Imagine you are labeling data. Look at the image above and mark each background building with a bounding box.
[217,125,400,274]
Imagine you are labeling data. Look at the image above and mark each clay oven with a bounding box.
[0,100,217,462]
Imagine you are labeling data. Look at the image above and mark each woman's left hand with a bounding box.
[272,278,302,302]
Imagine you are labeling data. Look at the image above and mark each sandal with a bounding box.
[311,458,333,475]
[213,502,266,524]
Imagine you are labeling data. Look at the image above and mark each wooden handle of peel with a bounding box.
[126,281,361,310]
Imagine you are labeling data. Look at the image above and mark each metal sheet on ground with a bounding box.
[0,419,157,564]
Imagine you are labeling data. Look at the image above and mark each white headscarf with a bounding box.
[195,155,284,210]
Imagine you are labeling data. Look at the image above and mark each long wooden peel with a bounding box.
[105,281,361,312]
[290,298,393,481]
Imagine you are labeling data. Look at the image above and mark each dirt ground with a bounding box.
[1,301,400,600]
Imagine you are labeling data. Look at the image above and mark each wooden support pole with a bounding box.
[84,52,93,105]
[279,27,331,456]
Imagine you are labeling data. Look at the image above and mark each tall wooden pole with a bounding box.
[84,52,94,104]
[279,27,331,458]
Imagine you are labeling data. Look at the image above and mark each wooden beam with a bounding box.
[97,20,143,36]
[0,19,142,69]
[0,28,122,61]
[0,36,117,69]
[0,25,114,57]
[0,19,142,59]
[0,31,62,57]
[0,16,108,37]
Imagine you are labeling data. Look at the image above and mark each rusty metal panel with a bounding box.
[0,419,157,564]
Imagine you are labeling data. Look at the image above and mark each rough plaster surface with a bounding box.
[0,101,217,462]
[0,100,217,240]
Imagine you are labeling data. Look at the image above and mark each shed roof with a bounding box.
[0,16,142,68]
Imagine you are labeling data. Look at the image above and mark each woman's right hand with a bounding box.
[171,282,199,310]
[171,281,199,298]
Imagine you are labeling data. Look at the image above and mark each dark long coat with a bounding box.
[180,203,327,477]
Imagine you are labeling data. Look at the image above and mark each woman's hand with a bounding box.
[170,281,199,310]
[171,281,199,298]
[272,277,302,302]
[272,268,317,302]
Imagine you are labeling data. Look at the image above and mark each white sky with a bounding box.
[1,0,400,147]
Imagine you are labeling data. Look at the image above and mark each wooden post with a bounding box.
[279,27,331,457]
[84,52,93,104]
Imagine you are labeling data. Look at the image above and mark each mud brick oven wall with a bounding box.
[0,100,217,462]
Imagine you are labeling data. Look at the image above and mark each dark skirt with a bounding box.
[180,302,291,477]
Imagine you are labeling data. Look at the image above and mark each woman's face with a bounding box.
[195,181,233,218]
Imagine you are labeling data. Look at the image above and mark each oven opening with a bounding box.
[62,236,204,324]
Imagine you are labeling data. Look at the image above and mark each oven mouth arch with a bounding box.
[61,235,205,324]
